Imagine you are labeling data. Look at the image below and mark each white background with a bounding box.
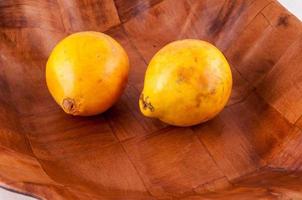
[0,0,301,199]
[279,0,302,20]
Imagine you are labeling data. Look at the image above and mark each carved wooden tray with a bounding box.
[1,0,302,199]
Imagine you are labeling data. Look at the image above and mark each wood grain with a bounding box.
[123,128,224,198]
[0,0,302,199]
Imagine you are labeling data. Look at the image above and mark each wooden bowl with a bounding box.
[1,0,302,199]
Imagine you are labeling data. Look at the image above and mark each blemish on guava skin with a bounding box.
[140,93,155,112]
[210,88,216,95]
[195,93,204,107]
[176,74,186,84]
[195,89,216,107]
[176,67,191,84]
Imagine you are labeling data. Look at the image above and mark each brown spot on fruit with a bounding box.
[140,93,155,112]
[195,93,203,107]
[210,88,216,95]
[195,89,216,107]
[176,67,194,84]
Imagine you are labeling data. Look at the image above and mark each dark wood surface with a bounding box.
[1,0,302,199]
